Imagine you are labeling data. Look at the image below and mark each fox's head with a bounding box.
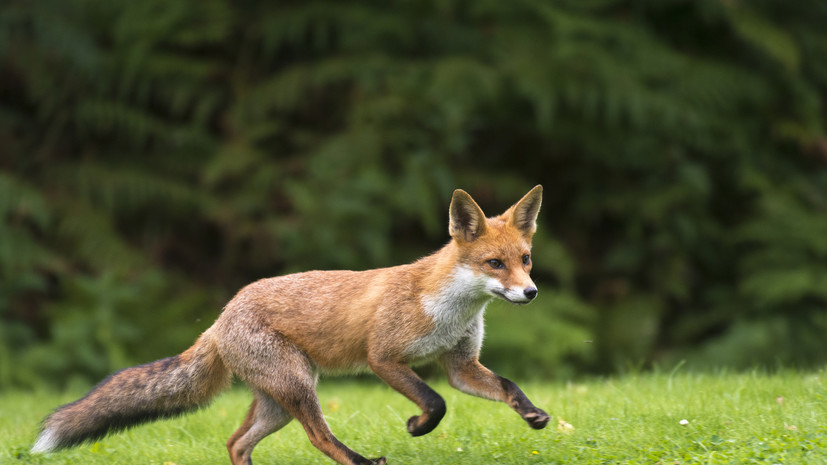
[448,185,543,305]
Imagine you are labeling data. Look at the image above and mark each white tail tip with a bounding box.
[31,429,58,454]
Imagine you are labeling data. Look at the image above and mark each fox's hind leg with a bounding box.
[258,361,386,465]
[227,389,292,465]
[273,381,386,465]
[232,335,385,465]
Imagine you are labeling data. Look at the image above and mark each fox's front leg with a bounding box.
[368,358,446,436]
[440,352,550,430]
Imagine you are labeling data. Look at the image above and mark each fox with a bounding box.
[32,185,550,465]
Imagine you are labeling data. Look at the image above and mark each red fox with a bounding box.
[33,186,550,465]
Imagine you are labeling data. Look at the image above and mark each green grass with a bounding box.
[3,370,826,464]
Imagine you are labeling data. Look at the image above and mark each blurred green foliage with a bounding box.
[0,0,825,389]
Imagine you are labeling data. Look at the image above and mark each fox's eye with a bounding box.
[487,259,505,269]
[522,254,531,266]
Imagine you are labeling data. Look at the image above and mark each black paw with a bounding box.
[369,457,387,465]
[523,408,550,430]
[407,414,440,437]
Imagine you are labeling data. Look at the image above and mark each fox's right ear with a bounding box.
[449,189,487,242]
[510,184,543,237]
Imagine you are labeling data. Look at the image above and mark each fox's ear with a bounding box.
[510,185,543,236]
[449,189,488,242]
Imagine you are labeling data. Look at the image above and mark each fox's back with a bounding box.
[212,262,440,373]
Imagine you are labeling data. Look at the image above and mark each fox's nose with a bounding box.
[524,287,538,300]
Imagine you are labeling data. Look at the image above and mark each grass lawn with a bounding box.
[2,370,826,464]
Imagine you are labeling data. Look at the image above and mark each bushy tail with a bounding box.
[32,331,231,453]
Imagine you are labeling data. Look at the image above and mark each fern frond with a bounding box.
[726,6,801,71]
[73,99,212,149]
[52,198,145,272]
[0,174,55,278]
[0,172,51,228]
[51,163,205,216]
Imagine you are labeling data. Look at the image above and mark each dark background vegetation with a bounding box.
[1,0,826,390]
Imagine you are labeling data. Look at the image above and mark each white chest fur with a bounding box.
[405,266,491,362]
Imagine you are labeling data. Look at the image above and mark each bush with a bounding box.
[1,0,826,388]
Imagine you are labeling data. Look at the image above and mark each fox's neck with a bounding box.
[417,242,491,322]
[399,242,491,362]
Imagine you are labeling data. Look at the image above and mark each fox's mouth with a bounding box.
[491,290,531,305]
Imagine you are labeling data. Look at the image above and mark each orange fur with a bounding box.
[34,186,549,465]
